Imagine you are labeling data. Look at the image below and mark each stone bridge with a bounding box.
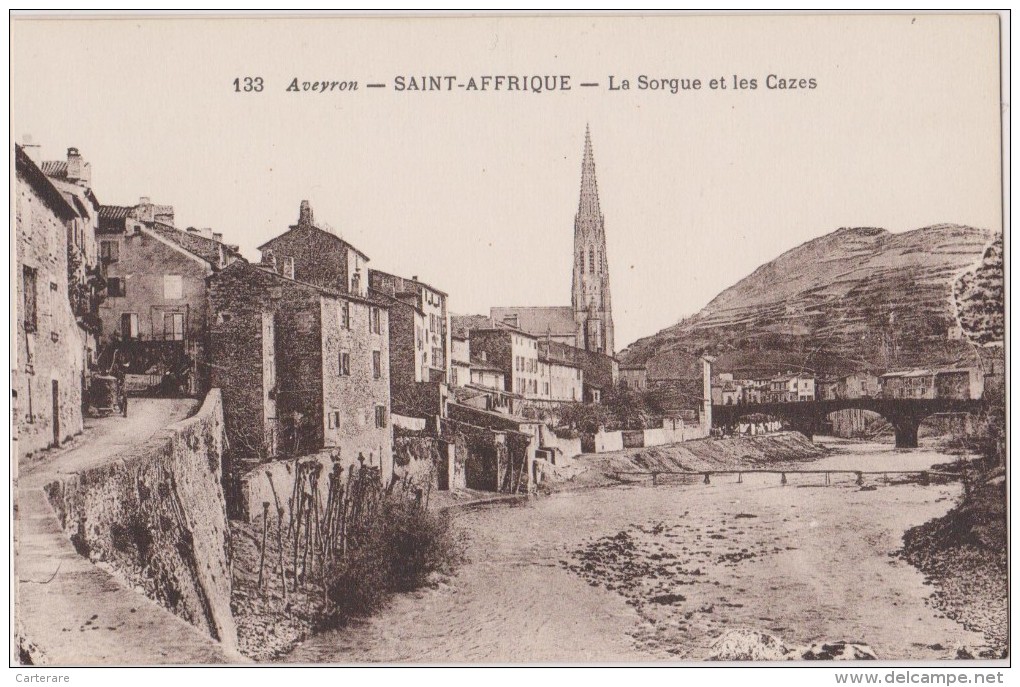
[711,398,985,448]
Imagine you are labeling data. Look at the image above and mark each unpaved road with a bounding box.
[285,441,989,663]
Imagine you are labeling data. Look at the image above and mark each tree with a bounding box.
[558,402,611,435]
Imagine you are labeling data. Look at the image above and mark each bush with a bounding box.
[321,497,462,623]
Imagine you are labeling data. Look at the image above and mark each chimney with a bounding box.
[139,196,151,206]
[19,134,41,162]
[261,249,277,271]
[298,200,313,225]
[212,232,223,243]
[201,227,213,239]
[186,226,200,234]
[480,351,487,362]
[66,147,90,187]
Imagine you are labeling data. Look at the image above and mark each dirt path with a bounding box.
[285,446,990,663]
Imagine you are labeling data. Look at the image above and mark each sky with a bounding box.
[11,14,1003,350]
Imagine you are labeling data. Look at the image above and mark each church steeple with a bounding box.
[571,125,614,356]
[578,124,601,220]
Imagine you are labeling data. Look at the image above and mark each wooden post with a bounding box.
[856,471,864,486]
[276,507,287,601]
[780,472,787,486]
[703,472,711,485]
[737,472,742,484]
[257,501,270,592]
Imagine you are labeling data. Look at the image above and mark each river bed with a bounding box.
[283,438,986,663]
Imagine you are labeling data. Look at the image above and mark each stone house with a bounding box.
[257,200,370,297]
[368,270,451,422]
[740,379,769,404]
[836,372,881,399]
[539,353,583,402]
[766,373,815,402]
[450,334,471,388]
[539,339,617,403]
[816,377,839,401]
[96,202,241,395]
[208,261,393,491]
[619,364,648,391]
[14,145,93,457]
[39,146,105,372]
[711,373,743,405]
[880,370,935,399]
[369,269,449,383]
[934,368,984,400]
[470,326,542,399]
[469,353,506,391]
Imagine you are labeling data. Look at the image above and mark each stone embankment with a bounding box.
[17,392,242,664]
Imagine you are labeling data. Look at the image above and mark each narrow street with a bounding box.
[15,398,239,665]
[17,398,199,489]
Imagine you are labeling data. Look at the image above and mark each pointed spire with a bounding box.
[578,124,600,220]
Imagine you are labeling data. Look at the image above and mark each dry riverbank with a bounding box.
[543,431,827,491]
[900,466,1007,657]
[284,440,991,663]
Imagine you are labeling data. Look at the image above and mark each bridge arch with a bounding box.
[711,398,984,448]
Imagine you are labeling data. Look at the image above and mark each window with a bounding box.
[163,312,185,341]
[589,247,595,273]
[328,410,340,429]
[369,307,381,335]
[579,251,585,273]
[100,240,119,264]
[121,313,139,339]
[22,266,37,333]
[339,351,350,376]
[372,350,382,379]
[107,277,126,297]
[375,405,387,428]
[283,256,295,280]
[163,275,183,300]
[340,301,351,329]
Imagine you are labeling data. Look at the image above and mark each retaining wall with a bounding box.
[44,390,237,653]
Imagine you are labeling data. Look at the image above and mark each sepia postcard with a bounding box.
[9,12,1008,670]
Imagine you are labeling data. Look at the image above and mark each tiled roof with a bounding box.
[490,306,576,337]
[258,222,370,261]
[148,222,238,266]
[99,205,133,220]
[15,146,76,220]
[40,160,68,179]
[451,314,494,338]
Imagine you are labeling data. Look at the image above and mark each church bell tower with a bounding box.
[571,125,615,356]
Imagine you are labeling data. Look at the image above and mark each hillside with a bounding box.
[621,224,997,379]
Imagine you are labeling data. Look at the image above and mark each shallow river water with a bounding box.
[284,438,985,663]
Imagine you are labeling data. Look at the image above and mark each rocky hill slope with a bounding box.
[621,224,997,379]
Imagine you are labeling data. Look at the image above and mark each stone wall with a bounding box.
[43,390,237,653]
[14,154,87,459]
[538,425,582,464]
